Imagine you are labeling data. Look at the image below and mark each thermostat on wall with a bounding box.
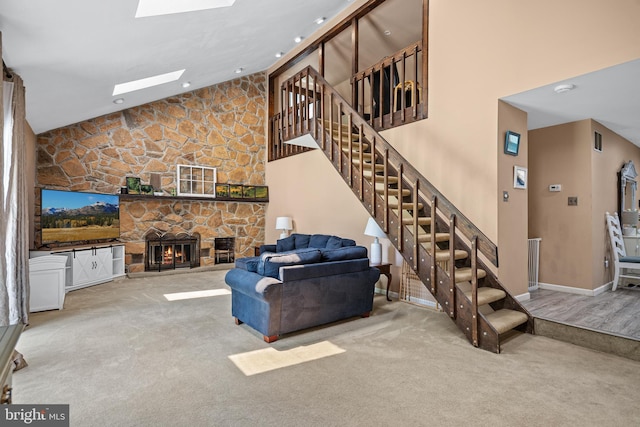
[549,184,562,192]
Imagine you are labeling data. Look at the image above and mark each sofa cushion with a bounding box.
[309,234,331,248]
[321,246,368,262]
[258,248,322,278]
[276,235,296,252]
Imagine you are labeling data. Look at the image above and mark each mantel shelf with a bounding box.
[119,194,269,203]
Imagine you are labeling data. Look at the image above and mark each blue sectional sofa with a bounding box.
[225,233,380,342]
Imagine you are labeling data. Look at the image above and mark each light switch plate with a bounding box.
[549,184,561,192]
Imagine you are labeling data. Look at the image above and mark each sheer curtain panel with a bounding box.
[1,74,29,326]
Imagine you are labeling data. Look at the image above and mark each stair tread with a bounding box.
[343,149,373,158]
[485,309,529,334]
[403,216,431,225]
[417,233,449,242]
[376,187,411,197]
[462,287,506,305]
[421,241,468,261]
[454,267,487,282]
[389,202,425,210]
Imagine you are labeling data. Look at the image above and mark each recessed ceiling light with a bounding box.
[275,52,284,58]
[113,69,185,96]
[113,98,124,104]
[554,83,575,94]
[314,17,325,25]
[181,81,191,88]
[294,36,303,43]
[234,67,244,74]
[135,0,236,18]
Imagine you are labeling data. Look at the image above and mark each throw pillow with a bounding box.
[293,233,310,249]
[276,235,295,252]
[309,234,331,248]
[325,236,344,249]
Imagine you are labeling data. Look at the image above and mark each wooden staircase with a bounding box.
[272,66,533,353]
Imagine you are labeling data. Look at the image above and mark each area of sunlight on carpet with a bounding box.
[164,289,231,301]
[229,341,346,376]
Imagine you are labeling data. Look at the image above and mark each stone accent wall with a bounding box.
[36,73,267,272]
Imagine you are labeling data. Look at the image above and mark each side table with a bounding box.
[371,262,392,301]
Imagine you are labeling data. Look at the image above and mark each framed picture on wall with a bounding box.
[514,166,527,189]
[126,176,141,194]
[215,183,230,198]
[504,130,521,156]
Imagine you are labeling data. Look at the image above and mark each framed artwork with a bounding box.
[215,183,230,198]
[254,186,269,200]
[514,166,527,189]
[242,185,256,198]
[126,176,141,194]
[229,185,243,198]
[504,130,521,156]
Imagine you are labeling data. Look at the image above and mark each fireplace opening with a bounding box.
[214,237,235,264]
[145,231,200,271]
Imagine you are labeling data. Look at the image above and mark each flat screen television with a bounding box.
[41,189,120,245]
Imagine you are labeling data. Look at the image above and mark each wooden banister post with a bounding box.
[471,236,479,346]
[430,195,437,295]
[449,214,457,319]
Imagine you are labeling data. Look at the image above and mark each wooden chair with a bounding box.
[393,80,422,112]
[606,212,640,290]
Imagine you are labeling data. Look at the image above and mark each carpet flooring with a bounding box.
[13,270,640,426]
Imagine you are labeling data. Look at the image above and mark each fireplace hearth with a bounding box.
[145,231,200,271]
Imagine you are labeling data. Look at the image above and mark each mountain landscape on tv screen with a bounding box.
[42,198,120,244]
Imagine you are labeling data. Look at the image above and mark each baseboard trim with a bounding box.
[515,292,531,302]
[538,281,612,297]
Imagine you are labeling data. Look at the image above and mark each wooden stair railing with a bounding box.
[275,66,534,353]
[352,41,426,131]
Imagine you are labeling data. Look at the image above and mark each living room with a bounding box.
[2,0,640,424]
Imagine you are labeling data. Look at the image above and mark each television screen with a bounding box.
[41,189,120,245]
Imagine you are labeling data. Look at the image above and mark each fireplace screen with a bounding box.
[145,232,200,271]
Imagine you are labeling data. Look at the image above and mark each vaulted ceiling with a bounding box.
[0,0,356,133]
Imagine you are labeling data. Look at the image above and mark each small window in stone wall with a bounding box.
[177,164,217,197]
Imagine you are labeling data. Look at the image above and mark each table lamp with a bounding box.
[276,216,293,239]
[364,217,386,264]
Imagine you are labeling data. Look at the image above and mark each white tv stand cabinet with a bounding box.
[30,243,125,292]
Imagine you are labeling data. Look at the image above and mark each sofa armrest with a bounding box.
[279,258,371,282]
[225,268,282,300]
[260,244,277,254]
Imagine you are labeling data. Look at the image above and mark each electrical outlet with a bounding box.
[604,258,609,268]
[568,196,578,206]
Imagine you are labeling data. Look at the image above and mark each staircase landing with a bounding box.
[521,288,640,361]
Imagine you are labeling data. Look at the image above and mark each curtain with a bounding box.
[0,74,29,326]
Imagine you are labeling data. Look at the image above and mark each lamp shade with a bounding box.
[275,216,293,231]
[364,218,386,238]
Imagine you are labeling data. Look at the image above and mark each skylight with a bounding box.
[112,69,185,96]
[135,0,236,18]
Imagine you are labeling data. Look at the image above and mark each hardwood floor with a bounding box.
[522,287,640,341]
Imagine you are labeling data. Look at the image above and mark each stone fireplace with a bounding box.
[145,231,200,271]
[34,73,268,274]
